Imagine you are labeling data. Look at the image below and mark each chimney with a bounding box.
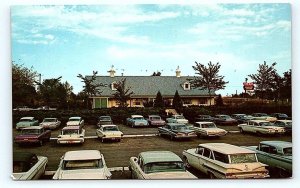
[108,65,116,77]
[175,66,181,77]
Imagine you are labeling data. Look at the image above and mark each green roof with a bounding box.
[139,151,182,164]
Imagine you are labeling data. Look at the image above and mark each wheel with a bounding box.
[183,157,191,169]
[209,172,216,179]
[170,135,174,140]
[157,131,161,137]
[239,128,244,134]
[278,168,290,178]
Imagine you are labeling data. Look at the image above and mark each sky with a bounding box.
[11,4,291,96]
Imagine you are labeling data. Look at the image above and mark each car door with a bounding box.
[198,147,213,174]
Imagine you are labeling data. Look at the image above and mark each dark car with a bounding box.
[214,115,238,125]
[158,123,197,140]
[231,114,254,124]
[270,113,291,120]
[97,116,113,127]
[273,120,292,135]
[195,115,214,122]
[14,126,51,146]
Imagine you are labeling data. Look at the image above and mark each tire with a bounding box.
[239,128,244,134]
[278,168,290,178]
[170,135,174,141]
[183,157,191,169]
[158,131,161,137]
[209,172,216,179]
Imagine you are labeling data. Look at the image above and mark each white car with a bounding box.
[166,115,189,124]
[12,152,48,180]
[192,122,227,137]
[129,151,197,179]
[39,118,61,129]
[96,125,123,142]
[238,120,285,135]
[182,143,269,179]
[66,117,84,127]
[57,126,85,144]
[53,150,112,179]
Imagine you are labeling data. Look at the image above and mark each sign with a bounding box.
[243,82,254,90]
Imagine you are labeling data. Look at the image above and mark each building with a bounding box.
[88,66,216,108]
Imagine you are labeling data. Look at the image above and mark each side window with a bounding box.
[202,148,211,158]
[213,151,229,163]
[260,144,277,154]
[194,123,200,128]
[196,147,204,155]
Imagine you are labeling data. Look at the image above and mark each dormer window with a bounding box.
[183,82,191,90]
[111,82,117,90]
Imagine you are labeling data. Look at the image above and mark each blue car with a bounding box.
[126,115,149,127]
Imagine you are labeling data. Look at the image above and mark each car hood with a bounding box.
[172,129,194,134]
[16,122,32,126]
[40,122,56,125]
[100,131,123,136]
[67,121,80,126]
[57,169,111,179]
[146,171,197,179]
[202,128,226,133]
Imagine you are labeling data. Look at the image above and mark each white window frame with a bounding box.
[183,82,191,90]
[111,82,117,90]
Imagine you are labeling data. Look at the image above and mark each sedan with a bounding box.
[16,117,39,130]
[39,118,61,129]
[96,125,123,142]
[158,123,196,140]
[214,115,237,125]
[14,126,51,146]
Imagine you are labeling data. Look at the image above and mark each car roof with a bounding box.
[22,126,42,130]
[63,126,80,130]
[139,151,182,164]
[132,115,143,117]
[101,124,117,128]
[166,123,186,126]
[149,115,161,117]
[195,121,215,124]
[20,117,34,120]
[64,150,102,161]
[199,143,255,155]
[276,120,292,123]
[260,141,292,149]
[43,118,57,120]
[69,117,81,119]
[249,120,269,123]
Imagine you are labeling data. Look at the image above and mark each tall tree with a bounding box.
[154,91,164,107]
[12,63,39,107]
[248,61,277,100]
[152,71,161,76]
[77,71,104,108]
[215,94,224,106]
[191,61,228,105]
[281,69,292,103]
[172,90,182,109]
[113,78,134,107]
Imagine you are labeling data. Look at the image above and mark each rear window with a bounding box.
[213,151,229,163]
[62,159,103,170]
[229,154,257,163]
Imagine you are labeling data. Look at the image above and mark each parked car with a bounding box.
[182,143,269,179]
[57,126,85,144]
[39,118,61,129]
[16,117,39,130]
[243,141,292,177]
[238,120,285,135]
[231,114,254,124]
[37,106,49,110]
[166,115,189,124]
[195,115,215,122]
[251,113,277,122]
[126,115,149,127]
[129,151,197,179]
[270,113,291,120]
[97,116,113,127]
[213,115,237,125]
[273,120,292,135]
[12,152,48,180]
[158,123,196,140]
[53,150,111,179]
[147,115,166,126]
[192,122,227,137]
[96,125,123,142]
[14,126,51,146]
[13,106,32,111]
[66,117,84,127]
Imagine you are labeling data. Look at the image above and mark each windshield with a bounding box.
[21,129,40,135]
[103,126,119,131]
[69,118,80,122]
[62,129,79,135]
[43,118,56,122]
[143,162,185,174]
[259,122,273,126]
[230,154,257,163]
[279,114,288,118]
[201,123,216,128]
[151,117,161,120]
[19,119,32,122]
[171,125,187,130]
[283,147,292,156]
[100,117,111,121]
[62,159,103,170]
[133,117,144,120]
[175,116,185,119]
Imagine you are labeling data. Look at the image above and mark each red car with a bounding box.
[14,126,51,146]
[147,115,166,126]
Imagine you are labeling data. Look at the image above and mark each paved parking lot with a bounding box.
[13,123,291,179]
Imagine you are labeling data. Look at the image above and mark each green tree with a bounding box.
[172,90,182,109]
[12,63,39,107]
[281,69,291,103]
[191,61,228,105]
[215,94,224,106]
[113,78,134,107]
[154,91,164,107]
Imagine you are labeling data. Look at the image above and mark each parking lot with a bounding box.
[12,123,292,179]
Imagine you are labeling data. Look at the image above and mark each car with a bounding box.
[238,120,285,135]
[270,113,291,120]
[147,115,166,126]
[158,123,197,140]
[14,126,51,146]
[273,120,292,135]
[97,116,113,127]
[195,115,215,122]
[16,117,39,130]
[213,115,238,125]
[126,115,149,127]
[129,151,197,179]
[52,150,112,179]
[66,116,84,127]
[251,113,277,122]
[166,115,189,124]
[37,106,50,110]
[13,106,32,111]
[192,122,227,137]
[231,114,254,124]
[243,141,292,177]
[182,143,269,179]
[57,126,85,144]
[12,152,48,180]
[96,124,123,142]
[39,118,61,129]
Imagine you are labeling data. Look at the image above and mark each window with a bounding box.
[133,101,141,106]
[183,82,190,90]
[230,154,257,163]
[213,151,229,163]
[196,147,204,155]
[111,82,117,90]
[203,148,211,158]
